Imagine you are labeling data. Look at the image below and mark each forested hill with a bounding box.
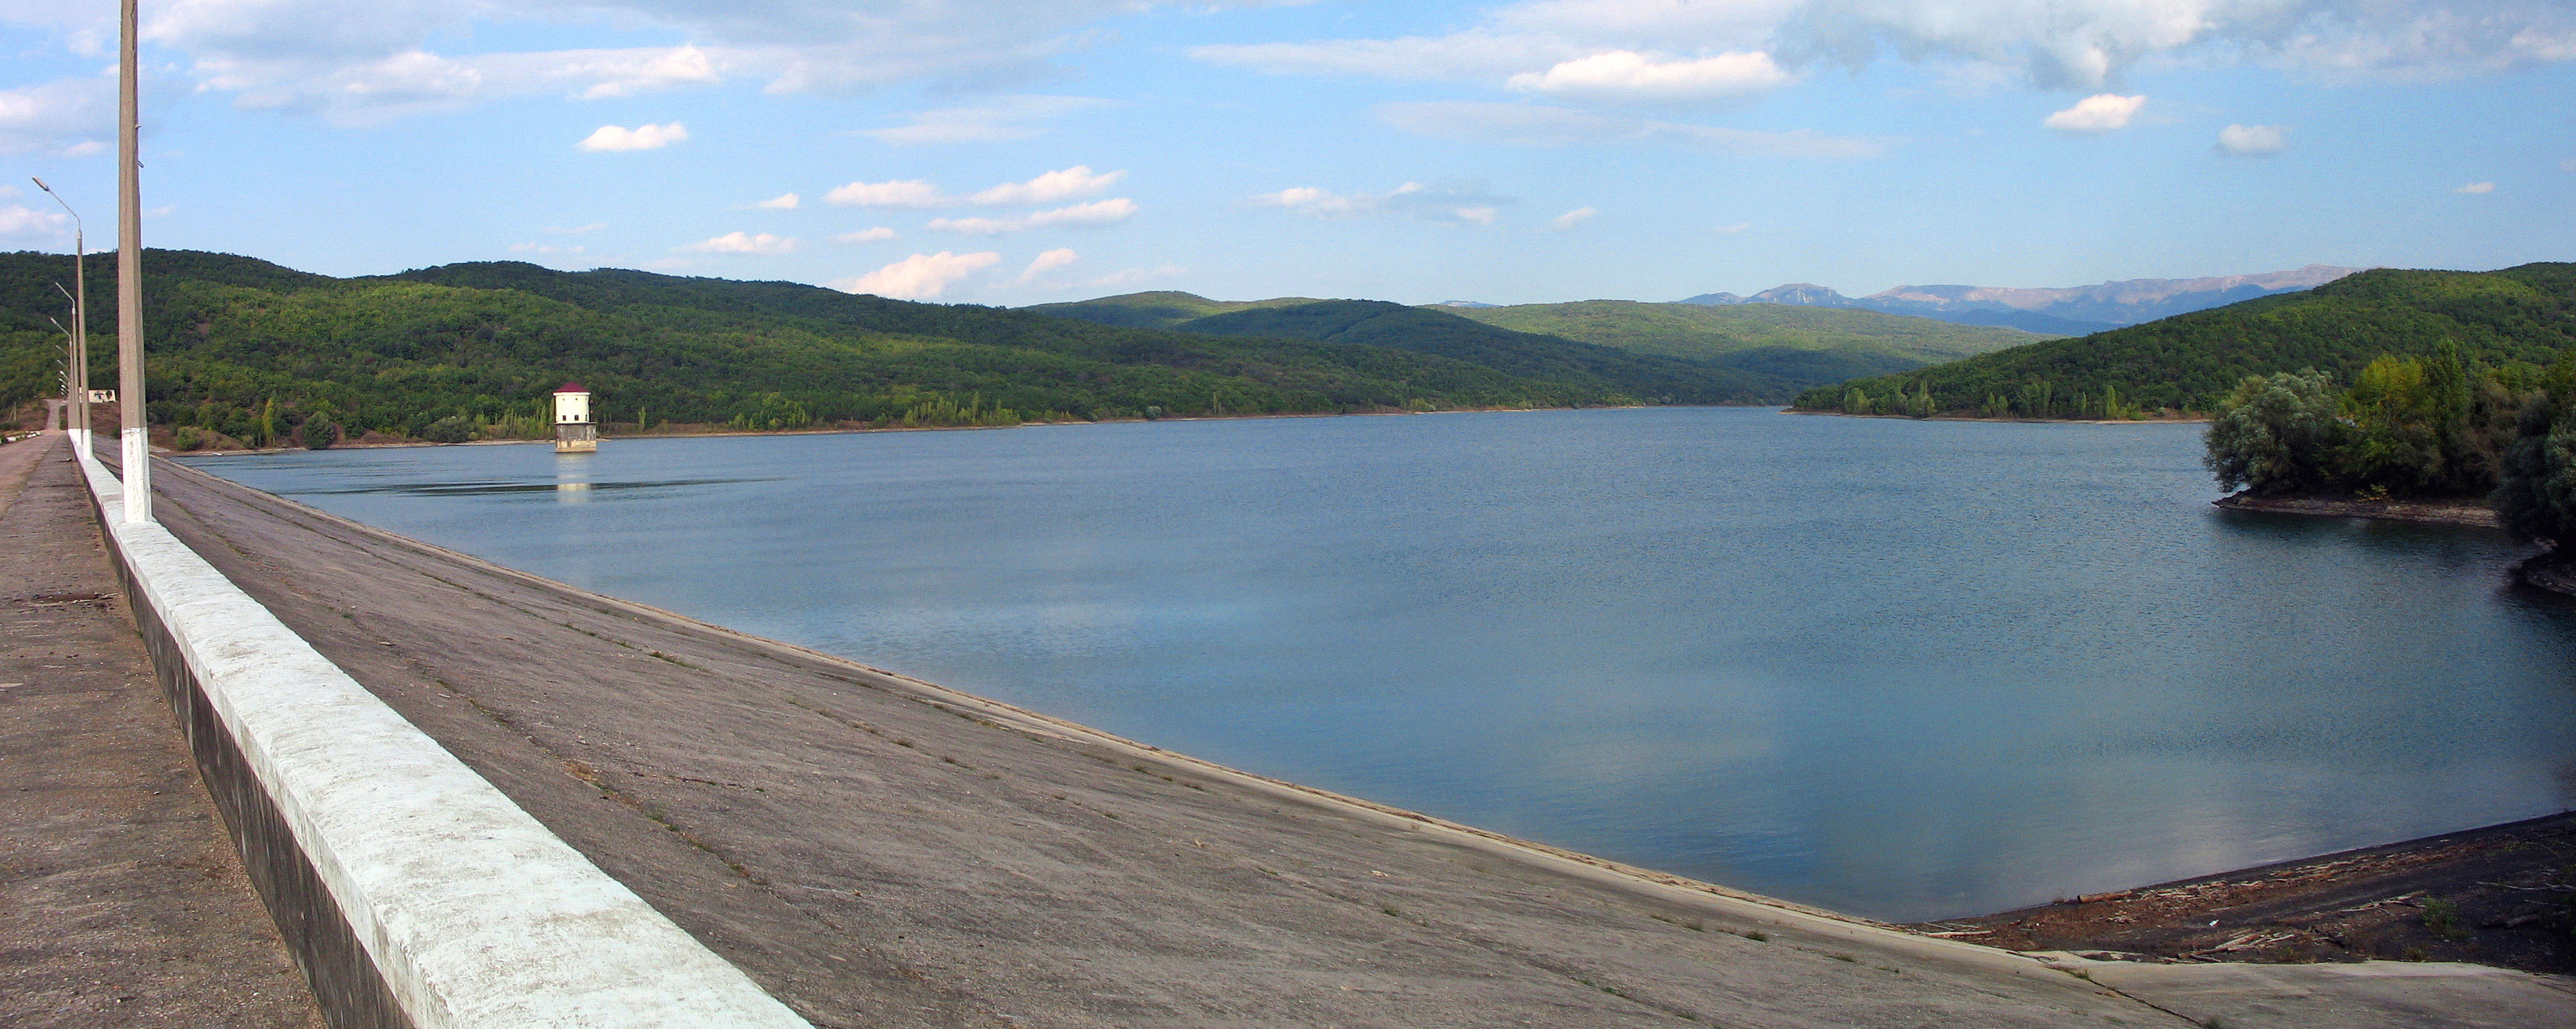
[1791,264,2576,419]
[0,250,1736,445]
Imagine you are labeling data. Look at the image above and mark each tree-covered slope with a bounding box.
[1,251,1661,442]
[1020,291,1323,329]
[1440,299,2053,364]
[1791,264,2576,418]
[1170,299,1786,404]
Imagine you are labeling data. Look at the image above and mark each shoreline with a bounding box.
[1779,408,2209,424]
[159,402,1669,459]
[1921,810,2576,974]
[2211,492,2503,529]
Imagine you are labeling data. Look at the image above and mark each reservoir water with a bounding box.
[182,407,2576,923]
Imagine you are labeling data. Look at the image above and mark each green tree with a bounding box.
[2495,354,2576,548]
[2204,369,2345,495]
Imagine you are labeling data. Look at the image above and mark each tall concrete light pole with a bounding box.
[116,0,149,522]
[30,177,86,453]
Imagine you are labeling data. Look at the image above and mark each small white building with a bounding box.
[553,382,597,453]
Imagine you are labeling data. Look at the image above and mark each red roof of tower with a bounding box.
[555,382,587,394]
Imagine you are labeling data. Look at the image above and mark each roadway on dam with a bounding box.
[121,449,2576,1029]
[0,432,325,1029]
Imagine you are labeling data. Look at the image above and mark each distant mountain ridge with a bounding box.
[1681,265,2361,334]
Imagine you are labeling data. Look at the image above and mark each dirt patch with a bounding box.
[1916,812,2576,973]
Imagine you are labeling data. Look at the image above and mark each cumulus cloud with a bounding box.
[825,179,953,207]
[44,1,1270,126]
[859,95,1116,145]
[835,251,1001,299]
[0,75,114,156]
[1548,206,1597,229]
[577,121,687,151]
[835,227,898,242]
[2216,124,2287,156]
[1507,50,1791,101]
[753,192,800,210]
[2456,182,2495,194]
[1252,181,1513,226]
[968,166,1126,206]
[1196,0,2576,94]
[0,204,71,241]
[927,198,1139,234]
[2042,94,2144,133]
[1376,101,1882,158]
[1014,247,1080,283]
[682,232,797,254]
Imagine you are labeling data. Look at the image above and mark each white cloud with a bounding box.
[577,121,687,151]
[1014,247,1080,284]
[928,198,1138,234]
[1714,222,1752,234]
[0,75,114,156]
[1252,181,1513,226]
[835,227,898,243]
[2042,94,2144,133]
[86,1,1271,125]
[682,232,797,254]
[968,166,1126,207]
[544,222,607,234]
[1376,101,1882,159]
[508,242,586,255]
[1195,0,2576,94]
[835,251,1001,299]
[2456,182,2495,194]
[1548,206,1597,229]
[0,204,70,241]
[753,192,800,210]
[825,179,953,207]
[1506,50,1791,101]
[2216,124,2287,156]
[859,95,1115,145]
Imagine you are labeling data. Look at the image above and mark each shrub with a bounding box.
[419,415,474,444]
[2204,369,2345,495]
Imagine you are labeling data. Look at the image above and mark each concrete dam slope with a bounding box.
[138,455,2574,1029]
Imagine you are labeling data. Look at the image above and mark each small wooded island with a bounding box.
[1781,262,2576,592]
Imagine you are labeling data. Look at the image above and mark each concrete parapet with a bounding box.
[72,451,811,1029]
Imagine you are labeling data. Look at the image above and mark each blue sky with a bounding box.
[2,1,2571,305]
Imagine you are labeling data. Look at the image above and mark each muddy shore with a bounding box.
[2212,492,2503,528]
[1918,812,2576,975]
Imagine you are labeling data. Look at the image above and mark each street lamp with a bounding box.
[114,0,148,523]
[30,177,86,452]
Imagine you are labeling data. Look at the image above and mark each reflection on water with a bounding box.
[181,412,2576,922]
[287,476,771,497]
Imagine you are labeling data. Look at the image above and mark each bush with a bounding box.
[419,415,474,444]
[299,421,340,450]
[2495,395,2576,547]
[2204,369,2345,496]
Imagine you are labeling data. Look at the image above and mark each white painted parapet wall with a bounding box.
[75,450,812,1029]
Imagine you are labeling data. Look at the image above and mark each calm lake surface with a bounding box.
[184,407,2576,922]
